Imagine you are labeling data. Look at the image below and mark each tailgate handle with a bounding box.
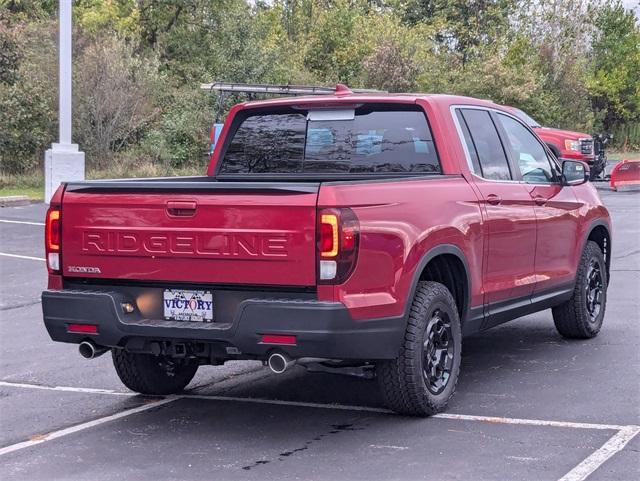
[167,201,197,217]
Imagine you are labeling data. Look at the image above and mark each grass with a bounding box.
[0,185,44,200]
[0,162,206,201]
[607,151,640,162]
[0,171,44,200]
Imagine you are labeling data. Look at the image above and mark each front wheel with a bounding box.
[552,241,607,339]
[112,349,199,395]
[377,281,462,416]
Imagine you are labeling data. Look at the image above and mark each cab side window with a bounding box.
[497,113,558,184]
[458,109,512,181]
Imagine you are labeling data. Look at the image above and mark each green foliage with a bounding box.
[0,20,56,174]
[587,1,640,138]
[0,21,21,84]
[139,87,211,168]
[303,1,367,83]
[0,81,55,173]
[611,122,640,150]
[1,0,639,176]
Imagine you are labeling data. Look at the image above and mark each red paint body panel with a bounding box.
[53,92,611,329]
[317,176,484,320]
[525,183,584,293]
[610,159,640,190]
[533,127,595,162]
[61,190,318,286]
[471,179,537,304]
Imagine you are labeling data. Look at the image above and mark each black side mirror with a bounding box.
[562,160,589,186]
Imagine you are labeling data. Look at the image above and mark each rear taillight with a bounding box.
[317,208,359,284]
[45,207,61,273]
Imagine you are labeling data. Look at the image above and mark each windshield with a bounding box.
[512,108,541,128]
[218,105,441,175]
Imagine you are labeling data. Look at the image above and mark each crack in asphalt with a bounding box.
[0,299,41,311]
[241,422,365,471]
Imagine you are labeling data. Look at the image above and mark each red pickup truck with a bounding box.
[502,106,608,179]
[42,90,612,416]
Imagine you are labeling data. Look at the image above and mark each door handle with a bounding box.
[167,201,197,217]
[486,194,501,205]
[533,196,547,206]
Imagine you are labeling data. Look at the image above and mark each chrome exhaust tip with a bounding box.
[79,341,108,359]
[267,352,295,374]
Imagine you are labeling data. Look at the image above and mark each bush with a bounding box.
[611,122,640,150]
[364,39,418,92]
[0,21,56,174]
[73,35,161,169]
[0,82,54,174]
[138,87,212,169]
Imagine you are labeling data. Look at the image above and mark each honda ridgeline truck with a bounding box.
[42,87,611,416]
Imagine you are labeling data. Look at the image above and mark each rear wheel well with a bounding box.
[419,254,468,321]
[587,225,611,277]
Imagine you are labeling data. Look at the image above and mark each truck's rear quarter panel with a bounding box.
[317,176,484,320]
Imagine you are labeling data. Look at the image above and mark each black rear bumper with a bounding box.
[41,289,404,361]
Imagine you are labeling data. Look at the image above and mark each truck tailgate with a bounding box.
[60,182,319,286]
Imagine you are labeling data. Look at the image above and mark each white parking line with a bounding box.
[0,396,178,457]
[1,379,634,431]
[183,393,396,414]
[434,412,630,431]
[0,219,44,226]
[184,394,635,431]
[0,381,136,396]
[2,378,638,481]
[0,252,44,262]
[557,425,640,481]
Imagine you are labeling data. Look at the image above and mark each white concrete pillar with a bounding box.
[45,0,85,203]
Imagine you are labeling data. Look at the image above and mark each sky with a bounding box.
[622,0,640,17]
[250,1,640,19]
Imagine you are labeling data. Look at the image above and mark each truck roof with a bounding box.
[234,92,501,111]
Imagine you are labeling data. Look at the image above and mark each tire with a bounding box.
[112,349,199,395]
[552,241,607,339]
[377,281,462,416]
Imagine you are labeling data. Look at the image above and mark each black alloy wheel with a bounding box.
[423,310,454,395]
[585,258,604,323]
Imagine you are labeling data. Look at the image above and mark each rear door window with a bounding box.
[219,105,440,175]
[458,108,512,181]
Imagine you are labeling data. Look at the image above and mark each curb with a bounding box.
[0,195,31,207]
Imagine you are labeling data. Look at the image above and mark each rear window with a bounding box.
[219,105,440,175]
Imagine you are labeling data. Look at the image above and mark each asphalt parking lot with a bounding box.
[0,188,638,481]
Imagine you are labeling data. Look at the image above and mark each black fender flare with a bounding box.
[581,219,612,278]
[403,244,472,325]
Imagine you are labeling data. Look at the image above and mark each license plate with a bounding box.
[163,289,213,322]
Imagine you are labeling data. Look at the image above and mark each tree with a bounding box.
[587,1,640,134]
[364,39,418,92]
[73,35,161,167]
[0,20,21,84]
